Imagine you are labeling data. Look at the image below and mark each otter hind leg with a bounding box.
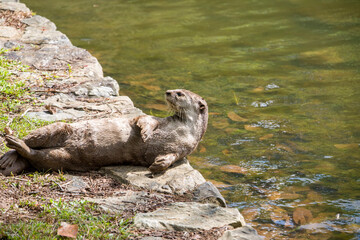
[0,150,30,176]
[5,135,73,171]
[5,135,32,158]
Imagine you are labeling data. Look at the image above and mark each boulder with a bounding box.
[219,226,264,240]
[0,2,31,13]
[102,158,206,194]
[193,181,227,207]
[134,202,246,231]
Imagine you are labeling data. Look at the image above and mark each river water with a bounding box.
[22,0,360,239]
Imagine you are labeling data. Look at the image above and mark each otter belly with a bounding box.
[65,118,146,168]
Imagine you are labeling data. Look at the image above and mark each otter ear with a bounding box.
[198,101,206,112]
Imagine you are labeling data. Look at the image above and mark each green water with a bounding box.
[22,0,360,238]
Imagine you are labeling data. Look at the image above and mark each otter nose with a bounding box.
[166,91,172,96]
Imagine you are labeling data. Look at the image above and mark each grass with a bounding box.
[0,48,133,239]
[0,198,131,239]
[0,171,133,240]
[0,47,31,114]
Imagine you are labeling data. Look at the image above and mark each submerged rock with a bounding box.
[219,226,264,240]
[193,181,227,207]
[134,202,246,231]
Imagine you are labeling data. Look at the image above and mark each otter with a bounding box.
[0,89,208,176]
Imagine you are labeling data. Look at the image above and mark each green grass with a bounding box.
[0,47,32,114]
[0,199,131,239]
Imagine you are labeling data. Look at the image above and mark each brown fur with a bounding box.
[0,89,208,176]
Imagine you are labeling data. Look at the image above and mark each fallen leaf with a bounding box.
[250,87,264,93]
[270,206,293,227]
[144,104,168,111]
[57,222,78,238]
[212,119,229,129]
[224,128,239,134]
[187,156,215,168]
[208,179,231,188]
[267,191,282,201]
[334,143,359,150]
[227,112,248,122]
[222,149,231,156]
[293,208,313,225]
[241,207,259,221]
[244,125,261,131]
[275,144,294,153]
[4,127,13,135]
[220,165,247,174]
[45,104,57,114]
[259,134,273,141]
[199,145,206,153]
[280,192,301,200]
[143,84,161,91]
[306,191,324,202]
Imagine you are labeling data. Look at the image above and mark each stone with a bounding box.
[219,226,264,240]
[0,2,31,13]
[21,27,71,46]
[42,95,140,116]
[63,175,89,193]
[0,26,21,38]
[88,86,115,98]
[134,202,246,231]
[86,190,166,214]
[193,181,227,207]
[21,15,57,31]
[102,158,206,194]
[26,109,87,121]
[101,76,120,96]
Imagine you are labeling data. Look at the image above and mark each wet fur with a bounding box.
[0,89,208,176]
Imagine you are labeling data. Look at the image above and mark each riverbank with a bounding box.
[0,2,262,239]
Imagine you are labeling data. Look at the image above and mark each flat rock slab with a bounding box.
[219,226,264,240]
[102,159,206,194]
[134,202,246,231]
[86,191,166,214]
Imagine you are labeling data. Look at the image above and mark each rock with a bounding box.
[26,109,87,121]
[21,15,57,31]
[101,76,120,96]
[86,190,166,214]
[219,226,264,240]
[0,2,31,13]
[21,27,71,46]
[193,181,227,207]
[134,202,246,231]
[71,77,119,97]
[63,175,89,193]
[88,86,115,98]
[42,95,141,117]
[0,26,21,38]
[102,159,206,194]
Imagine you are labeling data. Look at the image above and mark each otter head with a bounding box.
[165,89,208,139]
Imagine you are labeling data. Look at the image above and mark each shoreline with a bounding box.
[0,2,262,239]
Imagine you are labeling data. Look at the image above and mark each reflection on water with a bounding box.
[22,0,360,238]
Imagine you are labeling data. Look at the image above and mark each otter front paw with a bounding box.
[149,153,177,173]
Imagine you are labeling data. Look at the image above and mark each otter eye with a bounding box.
[176,92,184,97]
